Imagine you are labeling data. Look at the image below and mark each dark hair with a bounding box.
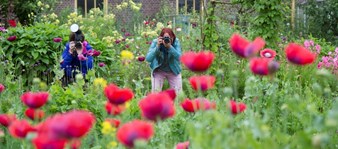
[69,30,85,42]
[159,28,176,44]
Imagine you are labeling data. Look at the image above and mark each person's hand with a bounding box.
[157,37,163,47]
[69,41,75,54]
[76,47,83,55]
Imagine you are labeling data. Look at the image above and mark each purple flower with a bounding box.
[99,62,105,67]
[138,56,145,62]
[53,37,62,43]
[124,32,131,37]
[87,50,101,57]
[125,45,130,49]
[191,22,197,28]
[115,39,121,44]
[0,27,6,32]
[7,36,16,41]
[78,54,87,61]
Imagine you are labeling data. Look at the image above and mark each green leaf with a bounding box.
[41,58,49,64]
[32,52,39,59]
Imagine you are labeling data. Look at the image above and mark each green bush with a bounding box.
[0,22,68,85]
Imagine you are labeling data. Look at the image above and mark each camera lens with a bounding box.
[164,37,170,44]
[75,42,82,49]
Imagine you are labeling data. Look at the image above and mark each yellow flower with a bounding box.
[93,78,107,88]
[107,141,118,148]
[45,4,50,9]
[121,50,134,60]
[101,121,116,135]
[125,101,130,109]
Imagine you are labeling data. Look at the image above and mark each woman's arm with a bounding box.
[61,43,74,68]
[168,39,182,60]
[146,39,160,62]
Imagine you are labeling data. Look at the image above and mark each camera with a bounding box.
[74,31,83,49]
[162,36,171,44]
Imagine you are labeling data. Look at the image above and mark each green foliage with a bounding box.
[231,0,284,47]
[155,0,176,23]
[0,22,68,85]
[0,0,37,25]
[203,2,220,53]
[301,0,338,45]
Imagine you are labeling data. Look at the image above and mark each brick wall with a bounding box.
[54,0,177,18]
[55,0,75,13]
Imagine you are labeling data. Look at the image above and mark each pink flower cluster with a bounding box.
[304,40,321,54]
[317,47,338,75]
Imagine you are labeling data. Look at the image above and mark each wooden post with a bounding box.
[94,0,96,8]
[291,0,295,31]
[176,0,179,15]
[193,0,195,14]
[200,0,204,49]
[74,0,77,13]
[185,0,187,14]
[85,0,87,17]
[103,0,108,15]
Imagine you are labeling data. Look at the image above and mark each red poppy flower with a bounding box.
[181,98,216,113]
[189,75,216,91]
[32,134,67,149]
[8,19,16,27]
[176,141,190,149]
[9,120,36,138]
[104,118,121,128]
[0,114,16,127]
[161,89,176,101]
[180,51,215,72]
[50,110,95,139]
[105,102,125,116]
[249,58,280,75]
[53,37,62,43]
[260,48,276,59]
[285,43,316,65]
[117,120,154,148]
[139,92,175,121]
[229,100,246,115]
[229,34,265,58]
[104,84,134,105]
[21,92,49,109]
[7,35,17,41]
[25,108,44,120]
[0,83,5,93]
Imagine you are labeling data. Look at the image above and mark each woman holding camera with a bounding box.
[60,30,94,81]
[146,28,182,93]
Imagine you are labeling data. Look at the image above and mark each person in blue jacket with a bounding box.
[146,28,182,93]
[60,30,93,83]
